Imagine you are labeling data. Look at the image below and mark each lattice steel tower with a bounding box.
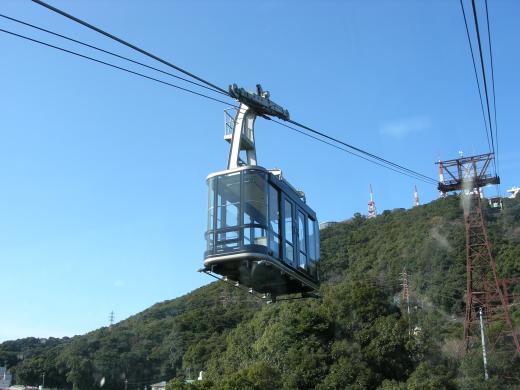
[436,153,520,356]
[401,267,411,316]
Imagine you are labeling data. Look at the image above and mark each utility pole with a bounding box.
[368,184,377,219]
[436,153,520,358]
[479,307,489,381]
[109,311,115,327]
[124,378,128,390]
[220,284,231,308]
[400,267,411,315]
[400,267,412,337]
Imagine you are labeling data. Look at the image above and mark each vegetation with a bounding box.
[2,196,520,389]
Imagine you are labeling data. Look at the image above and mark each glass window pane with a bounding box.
[243,171,267,226]
[269,234,280,259]
[307,218,316,261]
[307,218,319,277]
[207,178,215,231]
[269,186,280,233]
[216,230,239,252]
[217,173,241,229]
[285,242,294,262]
[244,227,267,247]
[284,200,294,263]
[298,211,306,254]
[299,253,307,269]
[268,185,280,258]
[285,200,293,244]
[207,232,214,252]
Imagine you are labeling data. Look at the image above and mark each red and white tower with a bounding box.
[438,160,447,198]
[414,185,420,207]
[368,184,377,219]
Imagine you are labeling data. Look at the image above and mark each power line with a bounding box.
[29,2,438,184]
[484,0,501,197]
[0,28,233,107]
[286,118,438,184]
[31,0,229,96]
[459,0,493,156]
[0,13,228,97]
[484,0,499,161]
[5,12,436,185]
[470,0,497,175]
[271,119,437,185]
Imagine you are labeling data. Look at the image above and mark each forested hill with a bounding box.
[2,195,520,389]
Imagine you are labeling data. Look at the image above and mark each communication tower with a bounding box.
[368,184,377,219]
[413,185,420,207]
[438,160,447,198]
[436,153,520,357]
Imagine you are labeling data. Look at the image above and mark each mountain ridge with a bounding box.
[2,195,519,389]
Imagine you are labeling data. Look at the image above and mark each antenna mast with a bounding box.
[368,184,377,219]
[413,185,420,207]
[438,160,447,198]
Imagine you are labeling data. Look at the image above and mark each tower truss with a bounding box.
[436,153,520,355]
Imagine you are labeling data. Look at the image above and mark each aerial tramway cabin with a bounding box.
[201,84,320,301]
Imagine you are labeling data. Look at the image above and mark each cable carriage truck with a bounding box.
[200,84,320,302]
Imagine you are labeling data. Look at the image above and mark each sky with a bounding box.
[1,0,519,342]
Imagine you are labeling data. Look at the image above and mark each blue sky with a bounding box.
[1,0,519,341]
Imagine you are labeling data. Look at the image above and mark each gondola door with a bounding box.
[282,196,296,268]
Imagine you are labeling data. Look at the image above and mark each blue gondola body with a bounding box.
[204,166,320,296]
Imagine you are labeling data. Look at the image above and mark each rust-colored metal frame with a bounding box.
[437,153,519,356]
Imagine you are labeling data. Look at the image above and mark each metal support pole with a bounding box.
[479,307,489,381]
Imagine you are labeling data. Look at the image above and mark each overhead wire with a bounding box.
[7,4,438,186]
[271,119,437,184]
[285,118,438,184]
[0,28,233,106]
[0,13,230,97]
[31,0,229,96]
[484,0,501,197]
[459,0,493,156]
[1,24,437,186]
[484,0,499,163]
[469,0,497,176]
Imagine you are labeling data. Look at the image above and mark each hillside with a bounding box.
[2,195,520,389]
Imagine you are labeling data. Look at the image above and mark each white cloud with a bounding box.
[380,116,432,138]
[113,280,125,287]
